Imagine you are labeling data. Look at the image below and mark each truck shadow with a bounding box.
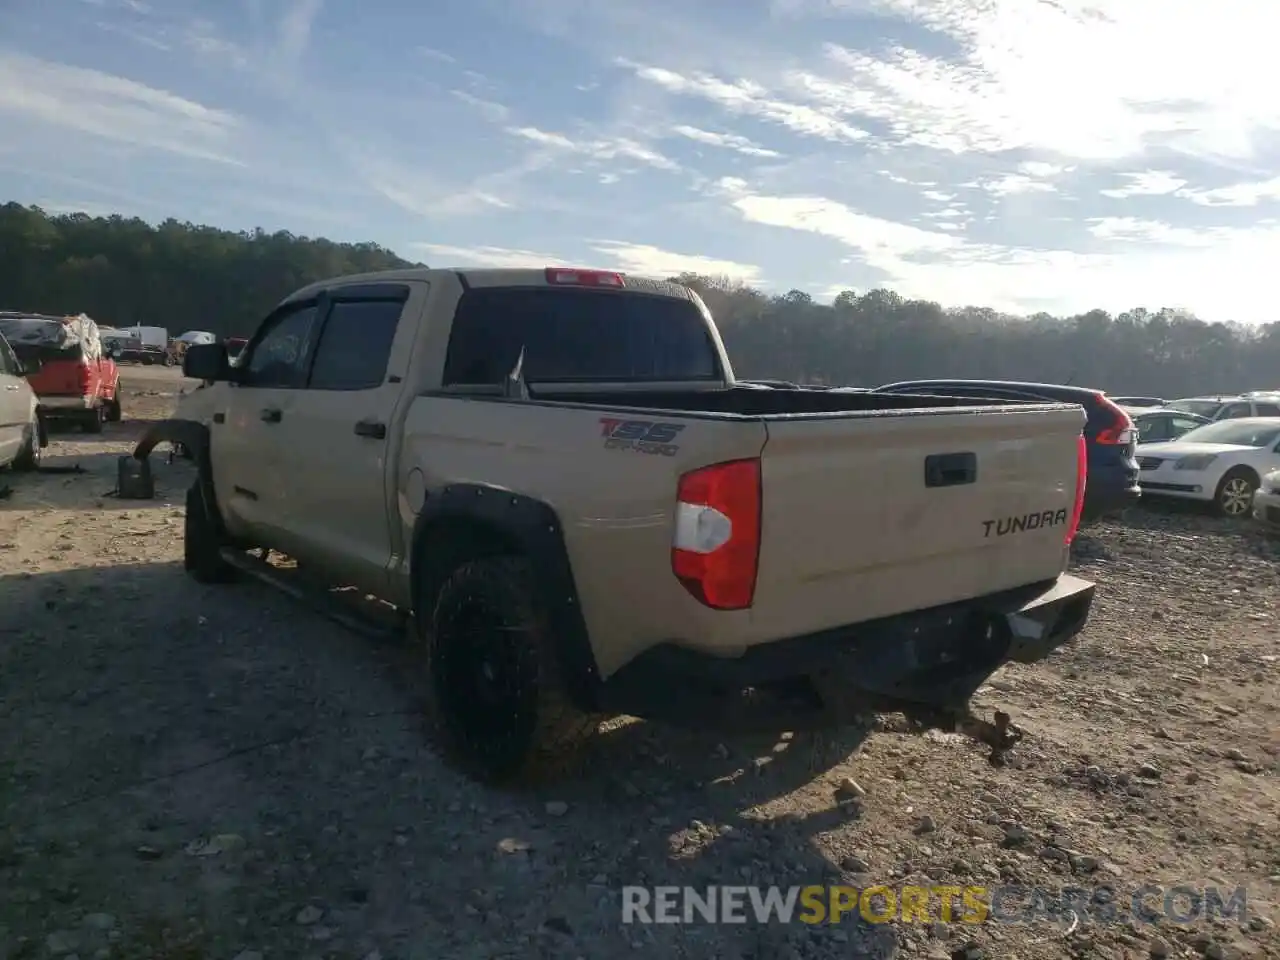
[2,559,904,958]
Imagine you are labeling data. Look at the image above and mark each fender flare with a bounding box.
[409,484,602,712]
[133,419,229,537]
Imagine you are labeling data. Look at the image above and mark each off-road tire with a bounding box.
[184,482,236,583]
[104,396,122,423]
[1213,468,1258,518]
[423,556,598,785]
[11,421,40,472]
[81,405,104,434]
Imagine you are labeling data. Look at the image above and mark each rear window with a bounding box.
[1168,399,1225,418]
[441,287,721,385]
[11,342,84,364]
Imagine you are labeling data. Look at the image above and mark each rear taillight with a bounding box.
[78,361,92,392]
[545,267,625,288]
[1094,394,1134,444]
[671,458,762,610]
[1065,435,1087,545]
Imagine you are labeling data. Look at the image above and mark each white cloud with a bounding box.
[716,180,1280,323]
[626,62,869,144]
[507,126,679,171]
[413,244,560,268]
[977,174,1057,198]
[451,90,509,122]
[0,52,242,165]
[1180,176,1280,207]
[631,1,1280,166]
[410,240,761,281]
[418,47,456,64]
[278,0,322,72]
[671,125,781,158]
[589,240,761,281]
[355,153,515,217]
[1100,170,1187,199]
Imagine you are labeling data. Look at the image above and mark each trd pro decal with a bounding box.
[599,418,686,457]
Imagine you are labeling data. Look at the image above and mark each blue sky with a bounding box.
[3,0,1280,323]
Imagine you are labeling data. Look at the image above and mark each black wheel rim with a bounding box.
[433,587,539,774]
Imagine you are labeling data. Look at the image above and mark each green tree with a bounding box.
[4,202,1280,396]
[0,203,416,339]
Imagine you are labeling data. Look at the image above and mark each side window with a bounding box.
[241,304,320,388]
[1170,417,1202,436]
[1137,418,1166,441]
[1220,403,1250,419]
[308,299,403,391]
[1255,402,1280,416]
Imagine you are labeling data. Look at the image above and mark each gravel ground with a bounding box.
[1,372,1277,960]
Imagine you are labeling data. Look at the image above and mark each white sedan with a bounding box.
[1136,417,1280,517]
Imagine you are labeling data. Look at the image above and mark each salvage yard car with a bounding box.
[0,328,44,470]
[0,312,121,432]
[141,266,1097,785]
[1254,470,1280,533]
[1137,417,1280,517]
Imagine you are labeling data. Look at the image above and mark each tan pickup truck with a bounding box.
[145,266,1095,784]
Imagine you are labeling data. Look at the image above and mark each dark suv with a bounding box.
[872,379,1139,521]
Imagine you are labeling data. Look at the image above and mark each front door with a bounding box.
[0,338,27,463]
[211,299,321,553]
[270,282,425,596]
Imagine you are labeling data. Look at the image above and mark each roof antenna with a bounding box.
[503,346,530,400]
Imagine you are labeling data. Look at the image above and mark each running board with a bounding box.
[217,548,408,644]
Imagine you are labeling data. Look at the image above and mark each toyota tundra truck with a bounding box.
[141,266,1095,784]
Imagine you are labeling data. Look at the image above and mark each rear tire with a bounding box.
[81,405,104,434]
[424,556,598,785]
[1214,468,1258,518]
[184,482,236,583]
[12,420,41,472]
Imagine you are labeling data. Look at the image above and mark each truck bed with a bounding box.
[406,387,1086,678]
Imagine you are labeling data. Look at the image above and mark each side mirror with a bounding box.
[183,343,231,382]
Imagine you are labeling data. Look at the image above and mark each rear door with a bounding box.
[211,300,321,545]
[267,282,424,594]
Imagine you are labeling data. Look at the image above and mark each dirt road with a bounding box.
[1,374,1277,960]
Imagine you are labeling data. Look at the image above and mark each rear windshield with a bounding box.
[441,287,721,385]
[1167,399,1225,418]
[11,341,84,364]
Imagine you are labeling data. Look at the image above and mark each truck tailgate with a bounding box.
[747,404,1085,640]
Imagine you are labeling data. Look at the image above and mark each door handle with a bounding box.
[260,408,282,423]
[5,385,18,391]
[924,452,977,488]
[354,420,387,439]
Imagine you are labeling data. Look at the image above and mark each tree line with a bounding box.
[2,202,1277,397]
